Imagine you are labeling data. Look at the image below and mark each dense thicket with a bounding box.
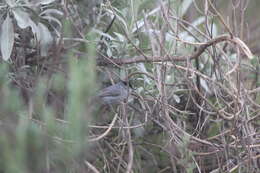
[0,0,259,172]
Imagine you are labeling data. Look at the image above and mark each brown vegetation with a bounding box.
[0,0,259,173]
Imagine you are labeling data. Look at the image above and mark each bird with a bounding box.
[98,81,132,105]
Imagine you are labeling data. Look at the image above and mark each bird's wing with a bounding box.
[98,85,121,97]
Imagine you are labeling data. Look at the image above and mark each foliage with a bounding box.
[0,0,259,173]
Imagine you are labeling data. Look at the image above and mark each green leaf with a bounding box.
[180,0,193,17]
[40,9,64,16]
[28,19,38,36]
[113,32,126,42]
[0,14,14,61]
[12,8,31,29]
[41,15,62,28]
[37,0,55,5]
[4,0,16,7]
[37,23,53,57]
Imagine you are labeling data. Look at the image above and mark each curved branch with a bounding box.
[97,35,230,66]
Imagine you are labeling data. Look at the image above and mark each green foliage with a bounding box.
[0,0,62,60]
[0,54,96,172]
[0,0,259,172]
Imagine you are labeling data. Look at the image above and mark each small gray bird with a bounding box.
[98,81,132,105]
